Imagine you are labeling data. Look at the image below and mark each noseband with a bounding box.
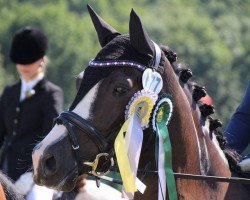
[54,111,114,176]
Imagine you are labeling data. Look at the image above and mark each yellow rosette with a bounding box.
[125,90,158,130]
[115,90,158,193]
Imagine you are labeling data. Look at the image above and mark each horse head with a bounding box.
[32,5,234,199]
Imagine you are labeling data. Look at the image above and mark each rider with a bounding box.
[0,26,63,198]
[224,81,250,172]
[224,81,250,155]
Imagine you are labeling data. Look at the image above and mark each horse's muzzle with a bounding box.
[32,138,79,191]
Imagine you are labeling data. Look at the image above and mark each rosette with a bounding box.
[125,89,158,130]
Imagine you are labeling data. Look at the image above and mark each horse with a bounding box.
[0,170,120,200]
[32,5,250,200]
[0,171,24,200]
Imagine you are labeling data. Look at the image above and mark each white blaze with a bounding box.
[73,82,100,118]
[78,71,84,79]
[32,82,101,175]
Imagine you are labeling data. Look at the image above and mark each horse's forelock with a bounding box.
[95,35,152,66]
[70,67,116,110]
[70,34,153,111]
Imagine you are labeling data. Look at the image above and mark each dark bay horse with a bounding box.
[32,5,249,200]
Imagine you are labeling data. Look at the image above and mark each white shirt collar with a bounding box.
[20,73,45,101]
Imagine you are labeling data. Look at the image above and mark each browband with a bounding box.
[88,41,162,72]
[89,59,147,71]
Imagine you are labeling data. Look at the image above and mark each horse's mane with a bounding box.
[160,45,241,172]
[0,171,24,200]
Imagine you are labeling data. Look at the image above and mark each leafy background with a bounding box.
[0,0,250,128]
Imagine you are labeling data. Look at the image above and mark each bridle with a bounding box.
[53,92,250,188]
[54,111,114,176]
[53,63,250,189]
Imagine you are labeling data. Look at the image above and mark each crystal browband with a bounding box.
[89,59,147,71]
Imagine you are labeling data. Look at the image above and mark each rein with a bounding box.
[54,101,250,193]
[140,169,250,184]
[98,169,250,185]
[57,110,250,184]
[174,173,250,184]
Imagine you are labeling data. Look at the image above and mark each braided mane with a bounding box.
[161,45,241,172]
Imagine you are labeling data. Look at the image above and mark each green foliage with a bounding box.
[0,44,14,90]
[0,1,96,107]
[0,0,249,125]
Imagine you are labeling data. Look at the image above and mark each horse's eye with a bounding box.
[113,86,129,96]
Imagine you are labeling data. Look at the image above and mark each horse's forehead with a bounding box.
[107,68,137,79]
[89,68,141,85]
[71,59,144,111]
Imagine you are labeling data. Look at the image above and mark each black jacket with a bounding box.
[0,79,63,181]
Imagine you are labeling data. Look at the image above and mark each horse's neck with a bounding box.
[137,63,232,199]
[181,83,231,176]
[182,93,231,199]
[136,64,204,200]
[163,65,202,174]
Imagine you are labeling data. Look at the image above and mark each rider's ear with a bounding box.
[87,4,121,47]
[129,9,154,58]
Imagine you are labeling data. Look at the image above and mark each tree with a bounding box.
[0,0,249,125]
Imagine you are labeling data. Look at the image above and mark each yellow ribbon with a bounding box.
[114,118,137,192]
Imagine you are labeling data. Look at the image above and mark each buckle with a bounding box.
[83,153,114,176]
[72,144,80,150]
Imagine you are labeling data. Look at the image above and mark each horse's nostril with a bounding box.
[44,155,57,176]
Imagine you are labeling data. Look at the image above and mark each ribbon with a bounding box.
[114,118,137,192]
[123,113,146,198]
[115,114,147,196]
[154,99,177,200]
[116,90,157,195]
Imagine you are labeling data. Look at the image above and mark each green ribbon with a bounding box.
[103,171,122,191]
[156,104,178,200]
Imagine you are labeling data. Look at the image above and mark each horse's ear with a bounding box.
[87,4,121,47]
[75,71,84,91]
[129,9,154,57]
